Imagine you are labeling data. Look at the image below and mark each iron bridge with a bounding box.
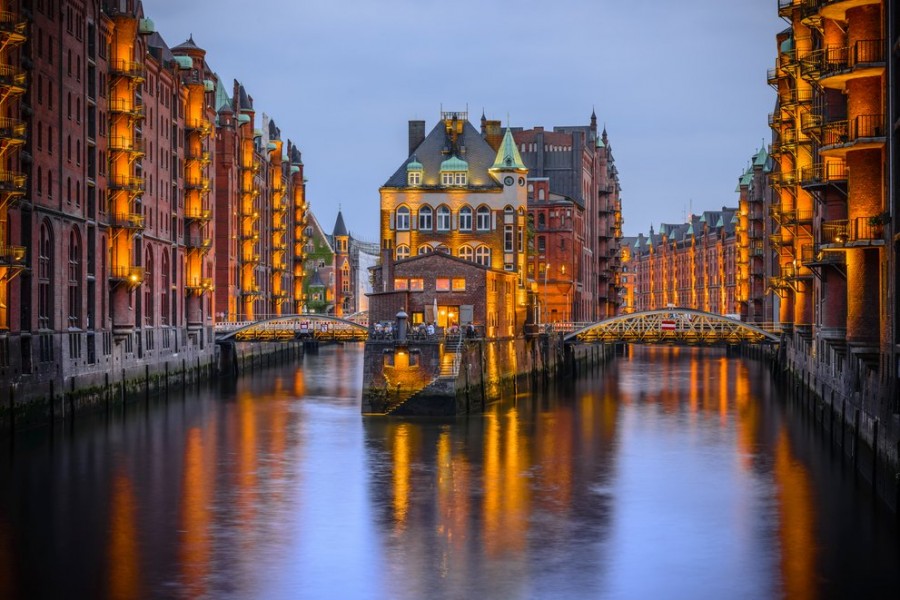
[564,308,780,345]
[216,314,369,342]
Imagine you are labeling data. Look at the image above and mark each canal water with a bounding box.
[1,345,898,599]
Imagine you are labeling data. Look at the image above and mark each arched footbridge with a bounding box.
[216,314,369,342]
[564,309,780,345]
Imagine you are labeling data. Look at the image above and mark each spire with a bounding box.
[590,107,597,131]
[490,128,526,171]
[333,210,348,238]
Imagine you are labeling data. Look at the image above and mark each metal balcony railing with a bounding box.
[109,265,144,285]
[108,98,145,119]
[185,207,212,222]
[0,117,26,142]
[821,216,885,244]
[186,277,214,295]
[799,162,847,187]
[822,115,885,147]
[0,245,26,266]
[110,213,145,229]
[108,136,145,154]
[108,175,145,192]
[184,236,212,251]
[184,118,211,134]
[770,170,797,188]
[781,209,814,225]
[0,64,26,89]
[184,177,210,191]
[185,150,211,163]
[109,59,145,80]
[801,244,845,266]
[0,170,27,193]
[0,11,27,40]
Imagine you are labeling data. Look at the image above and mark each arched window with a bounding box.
[458,245,474,262]
[38,221,53,330]
[144,248,154,327]
[68,228,81,328]
[396,244,410,260]
[459,206,473,231]
[435,244,450,254]
[341,263,351,293]
[475,245,491,267]
[538,188,545,201]
[436,205,451,231]
[538,213,546,228]
[160,250,170,326]
[417,245,433,255]
[396,206,410,230]
[476,206,491,231]
[418,205,433,231]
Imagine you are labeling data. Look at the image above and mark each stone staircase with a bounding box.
[382,337,466,415]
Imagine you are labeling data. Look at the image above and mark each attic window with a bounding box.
[408,171,421,186]
[442,171,467,186]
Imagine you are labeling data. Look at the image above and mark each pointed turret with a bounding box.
[333,211,348,238]
[490,128,527,172]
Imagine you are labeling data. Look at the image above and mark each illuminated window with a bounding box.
[436,278,451,291]
[418,205,433,230]
[454,172,467,185]
[504,225,514,252]
[436,205,451,231]
[409,278,424,291]
[458,245,474,261]
[396,244,410,260]
[396,206,410,230]
[452,278,466,291]
[475,245,491,266]
[394,278,409,290]
[459,206,473,231]
[408,170,421,186]
[476,206,491,231]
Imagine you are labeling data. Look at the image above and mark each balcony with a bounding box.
[184,118,212,135]
[0,245,26,267]
[778,0,800,18]
[186,277,214,296]
[0,170,27,194]
[781,88,814,109]
[819,0,884,22]
[184,207,212,222]
[109,59,145,81]
[821,115,885,156]
[185,150,211,164]
[0,65,26,92]
[241,287,263,297]
[0,118,26,145]
[781,209,813,226]
[109,265,144,287]
[242,251,261,264]
[815,40,885,89]
[801,244,845,268]
[769,169,797,188]
[0,11,27,44]
[108,98,145,120]
[799,111,823,138]
[184,177,210,192]
[108,175,145,193]
[184,236,212,252]
[108,136,145,156]
[110,212,145,230]
[769,233,791,247]
[750,242,765,257]
[768,112,783,129]
[821,216,886,247]
[799,162,847,189]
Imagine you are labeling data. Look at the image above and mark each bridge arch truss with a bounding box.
[216,314,369,342]
[564,309,780,345]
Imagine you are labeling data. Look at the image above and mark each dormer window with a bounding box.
[406,155,423,187]
[440,155,468,187]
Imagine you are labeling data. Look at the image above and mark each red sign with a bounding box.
[661,320,676,331]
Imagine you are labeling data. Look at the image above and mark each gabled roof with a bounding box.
[382,119,502,189]
[308,268,325,288]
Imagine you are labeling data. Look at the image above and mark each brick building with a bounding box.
[630,208,741,316]
[379,111,530,310]
[0,0,309,411]
[512,113,623,322]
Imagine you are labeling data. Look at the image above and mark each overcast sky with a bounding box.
[148,0,784,241]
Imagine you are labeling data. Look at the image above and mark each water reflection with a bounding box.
[0,345,897,599]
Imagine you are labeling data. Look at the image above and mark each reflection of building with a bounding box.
[630,208,741,316]
[379,111,529,310]
[512,113,624,322]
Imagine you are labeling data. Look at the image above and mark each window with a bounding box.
[436,205,450,231]
[38,222,53,330]
[394,278,409,290]
[435,244,450,254]
[459,206,473,231]
[408,171,421,186]
[396,206,410,230]
[160,250,170,325]
[538,236,546,253]
[441,172,453,186]
[68,229,81,328]
[452,278,466,291]
[458,245,473,262]
[409,278,424,291]
[454,172,467,186]
[538,213,546,228]
[475,245,491,266]
[436,278,451,291]
[396,244,410,260]
[504,225,514,252]
[476,206,491,231]
[417,245,433,255]
[418,205,432,231]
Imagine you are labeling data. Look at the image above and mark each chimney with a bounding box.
[484,119,503,150]
[408,120,425,156]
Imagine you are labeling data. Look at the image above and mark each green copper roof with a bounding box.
[406,155,423,171]
[753,147,768,167]
[440,155,468,172]
[215,77,231,112]
[173,55,192,70]
[731,214,739,224]
[686,223,694,236]
[780,36,794,54]
[491,128,527,171]
[715,215,724,228]
[596,136,605,148]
